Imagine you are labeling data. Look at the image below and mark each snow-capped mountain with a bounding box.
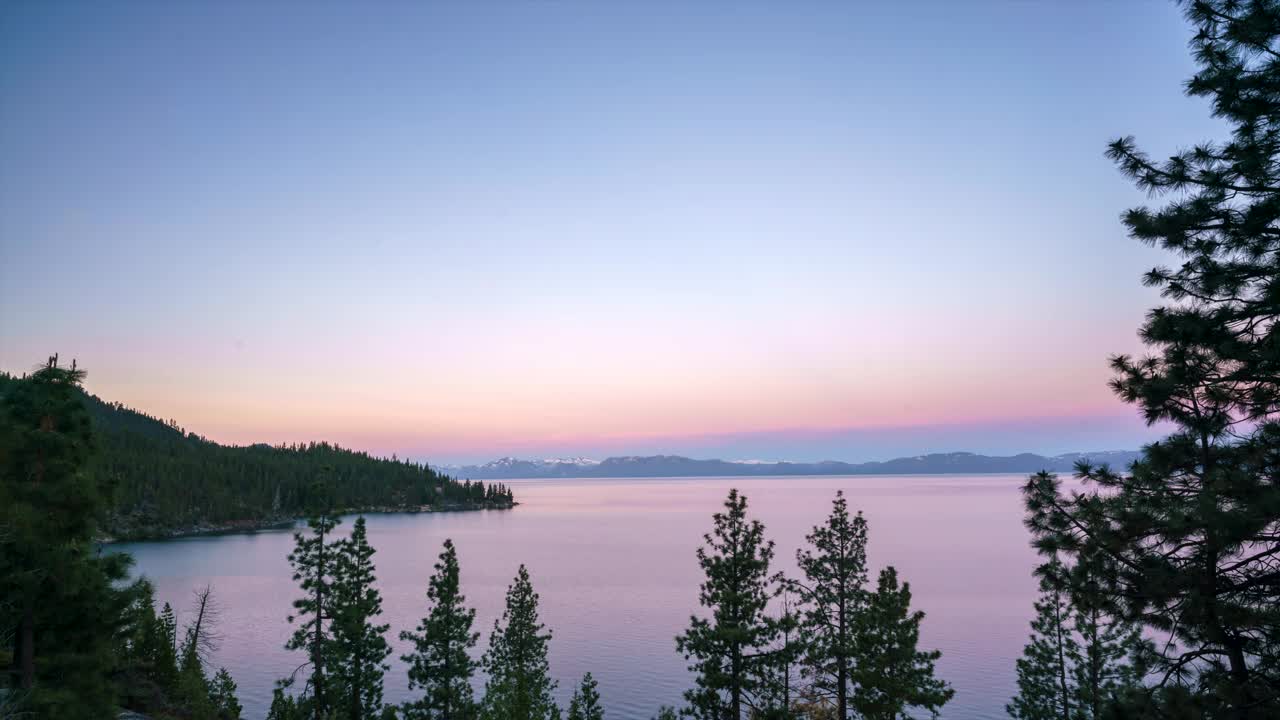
[440,450,1143,480]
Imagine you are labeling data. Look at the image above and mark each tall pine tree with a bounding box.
[401,539,479,720]
[1024,1,1280,715]
[789,490,868,719]
[331,516,391,720]
[480,565,559,720]
[281,481,341,719]
[1009,556,1149,720]
[1008,562,1080,720]
[676,489,778,720]
[850,568,953,720]
[0,357,134,719]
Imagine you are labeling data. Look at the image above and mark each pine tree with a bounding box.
[1067,549,1150,720]
[1023,1,1280,715]
[789,491,868,719]
[1008,564,1079,720]
[267,687,306,720]
[400,539,479,720]
[123,581,179,693]
[851,567,953,720]
[160,602,179,677]
[675,489,778,720]
[758,594,804,720]
[1009,556,1149,720]
[209,668,243,720]
[1070,603,1149,720]
[479,565,559,720]
[567,673,604,720]
[331,516,391,720]
[0,357,134,719]
[161,602,178,650]
[282,481,342,718]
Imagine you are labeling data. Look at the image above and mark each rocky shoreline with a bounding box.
[99,500,517,543]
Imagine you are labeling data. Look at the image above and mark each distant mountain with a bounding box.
[442,450,1143,480]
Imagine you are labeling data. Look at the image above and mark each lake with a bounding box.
[114,474,1052,719]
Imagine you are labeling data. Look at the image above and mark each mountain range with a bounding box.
[440,450,1143,480]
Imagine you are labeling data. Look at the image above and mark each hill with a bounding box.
[0,372,513,540]
[444,450,1143,480]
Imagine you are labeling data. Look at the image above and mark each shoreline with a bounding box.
[100,501,517,544]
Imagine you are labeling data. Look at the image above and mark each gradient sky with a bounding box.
[1,2,1222,463]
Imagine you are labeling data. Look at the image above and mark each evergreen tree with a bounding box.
[567,673,604,720]
[0,357,134,719]
[209,667,243,720]
[1023,1,1280,715]
[124,581,180,693]
[480,565,559,720]
[161,602,178,654]
[268,687,306,720]
[1008,557,1149,720]
[401,539,479,720]
[1008,564,1080,720]
[675,489,778,720]
[1067,549,1150,720]
[851,568,953,720]
[282,483,342,719]
[754,591,803,720]
[331,516,392,720]
[789,491,868,719]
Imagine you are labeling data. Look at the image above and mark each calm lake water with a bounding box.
[114,474,1053,719]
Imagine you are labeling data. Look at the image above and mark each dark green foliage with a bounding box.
[282,497,342,718]
[210,668,243,720]
[0,371,514,541]
[790,491,868,719]
[675,489,778,720]
[567,673,604,720]
[0,358,135,719]
[122,582,181,694]
[480,565,560,720]
[268,687,307,720]
[1008,563,1080,720]
[115,580,244,720]
[332,516,392,720]
[755,593,803,719]
[1008,557,1149,720]
[401,539,479,720]
[1021,1,1280,716]
[849,568,952,720]
[1068,549,1151,720]
[650,708,678,720]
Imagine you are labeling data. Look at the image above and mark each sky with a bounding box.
[0,2,1225,464]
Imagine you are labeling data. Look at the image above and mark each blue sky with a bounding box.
[1,2,1218,463]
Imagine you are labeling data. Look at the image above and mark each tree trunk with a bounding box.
[1054,592,1071,720]
[313,526,327,719]
[351,643,363,720]
[731,644,742,720]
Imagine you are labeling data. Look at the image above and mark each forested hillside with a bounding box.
[0,371,513,540]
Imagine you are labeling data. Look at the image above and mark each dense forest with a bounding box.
[0,371,513,540]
